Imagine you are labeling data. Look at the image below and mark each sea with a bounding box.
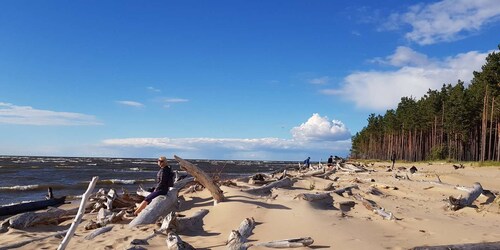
[0,156,297,206]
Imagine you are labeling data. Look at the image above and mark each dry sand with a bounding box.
[1,162,499,250]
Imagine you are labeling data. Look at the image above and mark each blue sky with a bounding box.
[1,0,499,161]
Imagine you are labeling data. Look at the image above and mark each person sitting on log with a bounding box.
[134,156,174,215]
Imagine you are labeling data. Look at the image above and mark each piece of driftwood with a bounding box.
[255,237,314,248]
[129,188,180,227]
[295,192,332,202]
[299,169,325,177]
[58,176,99,250]
[174,155,225,203]
[243,177,295,196]
[105,189,117,210]
[85,209,126,230]
[162,209,209,233]
[227,230,252,250]
[448,182,483,211]
[226,217,256,250]
[1,207,68,231]
[331,184,359,196]
[84,225,114,240]
[0,229,68,250]
[412,241,500,249]
[338,163,366,172]
[165,232,196,250]
[0,196,66,217]
[353,194,395,220]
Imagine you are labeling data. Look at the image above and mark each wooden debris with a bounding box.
[165,232,196,250]
[175,155,225,203]
[162,209,209,233]
[353,194,395,220]
[295,192,332,202]
[1,207,68,230]
[243,177,295,196]
[255,237,314,248]
[0,196,66,217]
[84,225,114,240]
[448,182,483,211]
[58,176,99,250]
[129,188,180,227]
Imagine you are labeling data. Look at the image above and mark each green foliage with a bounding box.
[428,145,447,161]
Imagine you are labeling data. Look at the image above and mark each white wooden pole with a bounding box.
[57,176,99,250]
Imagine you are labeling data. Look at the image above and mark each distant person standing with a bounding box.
[391,152,396,170]
[303,157,311,169]
[327,155,333,168]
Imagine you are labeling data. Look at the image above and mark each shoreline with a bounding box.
[1,161,499,249]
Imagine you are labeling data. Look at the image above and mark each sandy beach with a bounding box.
[1,161,499,250]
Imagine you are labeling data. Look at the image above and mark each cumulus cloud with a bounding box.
[0,102,102,126]
[100,114,352,160]
[290,113,351,141]
[321,47,490,111]
[116,100,144,107]
[384,0,500,45]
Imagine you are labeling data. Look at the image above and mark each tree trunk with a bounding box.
[174,155,225,203]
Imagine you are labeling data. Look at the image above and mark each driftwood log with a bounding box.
[166,232,196,250]
[174,155,225,203]
[255,237,314,248]
[58,176,99,250]
[227,217,256,250]
[353,194,395,220]
[84,225,114,240]
[1,207,68,231]
[448,182,483,211]
[243,177,295,196]
[0,196,66,217]
[162,209,209,233]
[129,188,180,227]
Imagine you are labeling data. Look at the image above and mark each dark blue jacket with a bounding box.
[155,167,174,192]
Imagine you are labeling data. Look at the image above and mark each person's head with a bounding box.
[157,156,168,168]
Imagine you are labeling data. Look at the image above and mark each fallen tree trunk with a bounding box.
[129,188,180,227]
[353,194,394,220]
[1,207,68,230]
[243,177,295,196]
[84,225,114,240]
[412,241,500,250]
[162,209,209,233]
[58,176,99,250]
[0,196,66,217]
[226,217,256,250]
[166,232,196,250]
[295,192,332,202]
[299,169,325,177]
[448,182,484,211]
[175,155,225,203]
[255,237,314,248]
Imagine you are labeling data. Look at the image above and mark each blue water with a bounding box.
[0,156,295,206]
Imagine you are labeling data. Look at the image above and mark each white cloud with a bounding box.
[164,98,189,103]
[308,77,330,85]
[116,100,144,107]
[147,86,161,92]
[100,113,352,160]
[290,113,351,141]
[0,102,102,126]
[321,47,491,111]
[385,0,500,45]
